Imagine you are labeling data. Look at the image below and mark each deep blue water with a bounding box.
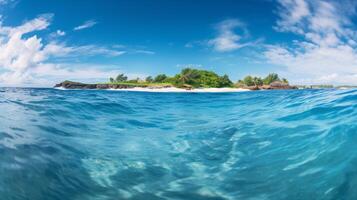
[1,88,357,199]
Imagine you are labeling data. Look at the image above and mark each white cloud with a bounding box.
[35,63,146,86]
[0,62,146,87]
[265,0,357,85]
[0,14,52,36]
[111,45,155,55]
[49,29,65,38]
[0,15,52,78]
[208,19,252,52]
[56,29,65,36]
[275,0,310,34]
[73,20,97,31]
[133,50,155,55]
[28,63,129,86]
[44,44,126,57]
[0,15,125,86]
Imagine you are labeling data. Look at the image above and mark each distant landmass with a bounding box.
[55,68,298,91]
[56,68,357,91]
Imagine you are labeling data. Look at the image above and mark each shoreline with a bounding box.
[109,87,250,93]
[55,86,250,93]
[54,81,298,92]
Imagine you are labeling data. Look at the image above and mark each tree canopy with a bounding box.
[263,73,280,85]
[145,76,153,83]
[113,74,128,82]
[172,68,233,88]
[239,73,288,87]
[153,74,168,83]
[108,68,288,88]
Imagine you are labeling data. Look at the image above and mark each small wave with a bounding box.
[0,88,357,199]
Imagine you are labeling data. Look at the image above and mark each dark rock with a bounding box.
[96,84,110,89]
[55,81,97,89]
[246,86,260,90]
[260,81,297,90]
[239,81,298,91]
[54,81,147,90]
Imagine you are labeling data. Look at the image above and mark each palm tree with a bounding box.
[252,77,263,86]
[116,74,128,82]
[179,68,200,85]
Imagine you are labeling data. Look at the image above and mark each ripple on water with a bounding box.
[0,88,357,199]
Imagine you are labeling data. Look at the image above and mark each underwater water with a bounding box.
[1,88,357,200]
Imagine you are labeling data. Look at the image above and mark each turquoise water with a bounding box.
[1,88,357,199]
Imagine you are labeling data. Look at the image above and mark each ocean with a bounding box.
[0,88,356,200]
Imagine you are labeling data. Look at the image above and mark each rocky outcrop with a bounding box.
[262,81,298,90]
[244,86,260,90]
[55,81,98,89]
[55,80,298,91]
[54,81,176,90]
[54,81,145,89]
[241,81,298,90]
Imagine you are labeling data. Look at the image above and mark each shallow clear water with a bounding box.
[1,88,357,199]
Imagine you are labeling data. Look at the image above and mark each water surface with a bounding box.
[1,88,357,199]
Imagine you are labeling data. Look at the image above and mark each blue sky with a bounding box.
[1,0,357,86]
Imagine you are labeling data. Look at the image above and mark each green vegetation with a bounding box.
[108,69,289,89]
[108,68,234,88]
[111,74,128,82]
[171,68,233,88]
[237,73,289,87]
[263,73,279,85]
[145,76,153,83]
[153,74,168,83]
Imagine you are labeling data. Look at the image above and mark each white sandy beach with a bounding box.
[108,87,250,93]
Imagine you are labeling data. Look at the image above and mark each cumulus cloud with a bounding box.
[274,0,310,34]
[0,14,52,36]
[0,15,124,86]
[208,19,253,52]
[73,20,97,31]
[265,0,357,85]
[0,15,52,83]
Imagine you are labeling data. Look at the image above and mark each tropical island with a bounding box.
[55,68,297,91]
